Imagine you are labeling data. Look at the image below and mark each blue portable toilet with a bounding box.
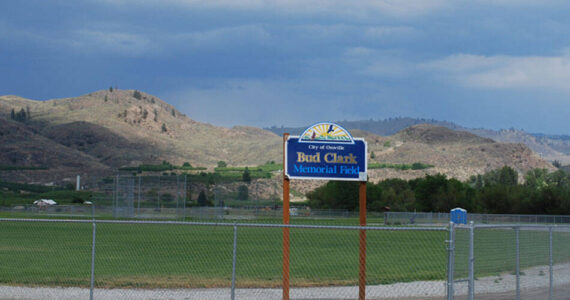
[450,207,467,224]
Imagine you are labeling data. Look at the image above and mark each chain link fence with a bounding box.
[1,218,569,299]
[1,218,448,299]
[4,206,388,225]
[385,212,570,225]
[452,223,570,300]
[92,175,189,219]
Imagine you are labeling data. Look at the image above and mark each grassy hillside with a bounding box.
[0,90,558,189]
[0,90,282,170]
[0,118,111,183]
[267,119,570,165]
[364,125,556,183]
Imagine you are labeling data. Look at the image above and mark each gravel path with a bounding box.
[2,263,569,299]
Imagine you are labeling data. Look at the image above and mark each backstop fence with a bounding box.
[1,218,569,299]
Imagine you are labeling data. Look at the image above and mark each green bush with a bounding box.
[307,167,570,215]
[133,90,142,100]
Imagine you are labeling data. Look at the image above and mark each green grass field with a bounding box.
[453,227,570,279]
[1,220,569,289]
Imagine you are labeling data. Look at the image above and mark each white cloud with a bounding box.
[0,20,157,57]
[478,0,567,7]
[96,0,448,18]
[0,22,61,48]
[364,26,418,40]
[341,47,415,78]
[422,53,570,91]
[288,24,353,41]
[362,60,414,78]
[344,47,376,57]
[171,25,271,50]
[72,30,156,56]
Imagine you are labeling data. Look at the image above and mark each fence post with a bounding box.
[183,175,187,221]
[468,221,474,300]
[231,224,238,300]
[549,226,553,300]
[358,181,367,300]
[137,176,141,216]
[113,175,119,218]
[515,226,521,300]
[90,221,97,300]
[176,175,180,213]
[447,222,455,300]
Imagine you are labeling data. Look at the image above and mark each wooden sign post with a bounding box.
[359,181,367,300]
[282,133,291,300]
[282,123,367,300]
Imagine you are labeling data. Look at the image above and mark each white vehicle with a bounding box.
[33,199,57,206]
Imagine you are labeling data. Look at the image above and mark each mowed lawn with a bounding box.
[453,227,570,279]
[1,220,568,289]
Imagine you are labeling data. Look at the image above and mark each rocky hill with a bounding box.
[0,89,282,170]
[0,90,560,190]
[285,125,557,196]
[469,128,570,164]
[266,117,462,136]
[267,118,570,165]
[368,125,555,182]
[0,118,110,184]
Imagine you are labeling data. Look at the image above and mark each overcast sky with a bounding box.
[1,1,570,134]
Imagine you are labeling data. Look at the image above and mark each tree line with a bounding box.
[307,166,570,215]
[10,107,31,122]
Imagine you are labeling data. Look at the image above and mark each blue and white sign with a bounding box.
[285,123,367,181]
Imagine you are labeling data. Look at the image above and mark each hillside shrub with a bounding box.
[237,185,249,201]
[133,90,142,100]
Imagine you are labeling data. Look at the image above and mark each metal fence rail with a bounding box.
[385,212,570,225]
[6,205,387,223]
[1,218,569,299]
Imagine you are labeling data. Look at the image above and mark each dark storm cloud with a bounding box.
[1,0,569,133]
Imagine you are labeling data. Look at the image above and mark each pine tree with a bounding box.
[242,167,251,183]
[10,109,15,120]
[133,90,142,100]
[197,190,208,206]
[238,185,249,200]
[15,108,27,122]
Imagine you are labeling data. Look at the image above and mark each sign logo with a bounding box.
[300,122,354,143]
[285,122,367,181]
